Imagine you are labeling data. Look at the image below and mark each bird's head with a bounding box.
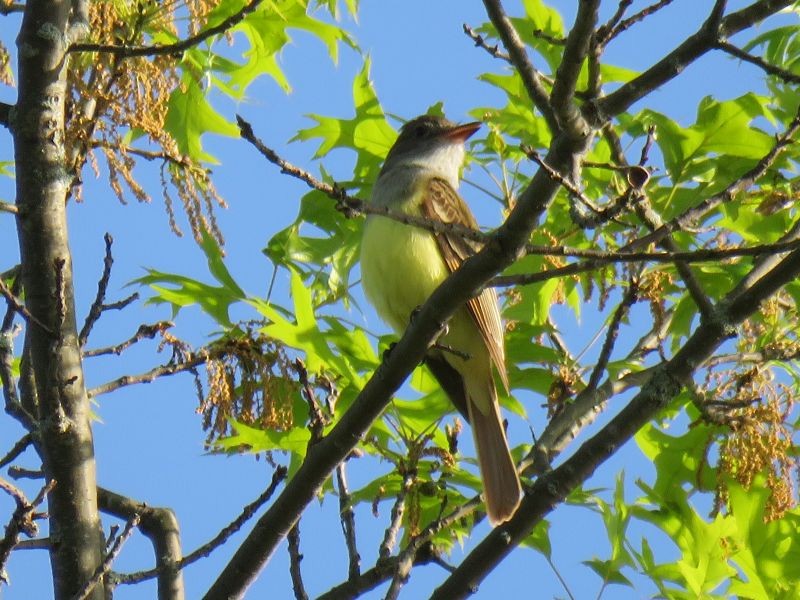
[380,115,481,182]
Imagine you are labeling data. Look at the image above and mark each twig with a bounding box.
[0,479,55,583]
[79,233,115,347]
[335,463,360,581]
[6,467,43,480]
[0,334,37,432]
[88,352,218,397]
[0,278,52,334]
[715,39,800,84]
[71,514,140,600]
[83,321,173,358]
[480,0,559,133]
[115,466,287,585]
[91,141,199,170]
[600,0,677,45]
[287,523,308,600]
[585,277,639,391]
[379,471,412,562]
[69,0,265,58]
[0,434,33,470]
[531,28,566,46]
[296,358,326,444]
[522,146,601,219]
[633,194,715,319]
[462,23,510,62]
[0,201,17,215]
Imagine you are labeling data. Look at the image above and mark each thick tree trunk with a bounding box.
[13,2,104,598]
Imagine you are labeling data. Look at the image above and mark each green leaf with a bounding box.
[216,419,311,457]
[165,75,238,163]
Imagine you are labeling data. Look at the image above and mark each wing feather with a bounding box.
[420,178,509,391]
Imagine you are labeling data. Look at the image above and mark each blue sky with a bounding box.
[0,1,790,598]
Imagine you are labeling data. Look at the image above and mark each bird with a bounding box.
[360,114,522,524]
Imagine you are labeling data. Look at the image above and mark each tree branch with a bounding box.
[116,467,287,586]
[286,524,308,600]
[715,39,800,84]
[593,0,793,121]
[97,487,184,599]
[82,321,173,358]
[69,0,265,58]
[334,463,360,582]
[480,0,559,133]
[0,478,54,584]
[462,23,510,62]
[550,0,599,130]
[72,515,140,600]
[431,245,800,599]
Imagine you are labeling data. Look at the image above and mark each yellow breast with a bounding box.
[360,215,449,334]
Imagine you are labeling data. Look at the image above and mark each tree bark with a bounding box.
[13,2,104,598]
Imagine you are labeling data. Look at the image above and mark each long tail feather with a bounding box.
[467,387,521,524]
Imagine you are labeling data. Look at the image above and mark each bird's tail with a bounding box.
[466,379,522,525]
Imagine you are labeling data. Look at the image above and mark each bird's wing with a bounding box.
[420,177,508,391]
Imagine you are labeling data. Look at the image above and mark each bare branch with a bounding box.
[69,0,265,58]
[0,479,55,583]
[0,278,52,334]
[83,321,173,358]
[585,277,639,391]
[0,201,17,215]
[380,471,412,562]
[716,39,800,84]
[599,0,677,45]
[79,233,115,347]
[88,353,213,398]
[480,0,559,132]
[594,0,792,121]
[550,0,599,130]
[0,434,33,470]
[287,524,308,600]
[72,514,140,600]
[335,463,360,581]
[116,466,287,585]
[98,487,184,598]
[462,23,510,62]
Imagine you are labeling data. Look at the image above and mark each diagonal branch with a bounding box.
[593,0,793,121]
[431,246,800,599]
[115,466,287,586]
[462,23,510,62]
[69,0,264,58]
[715,39,800,84]
[480,0,559,132]
[550,0,599,131]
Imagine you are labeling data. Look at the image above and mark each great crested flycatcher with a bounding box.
[360,114,522,524]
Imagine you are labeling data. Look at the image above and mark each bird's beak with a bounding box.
[443,121,481,142]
